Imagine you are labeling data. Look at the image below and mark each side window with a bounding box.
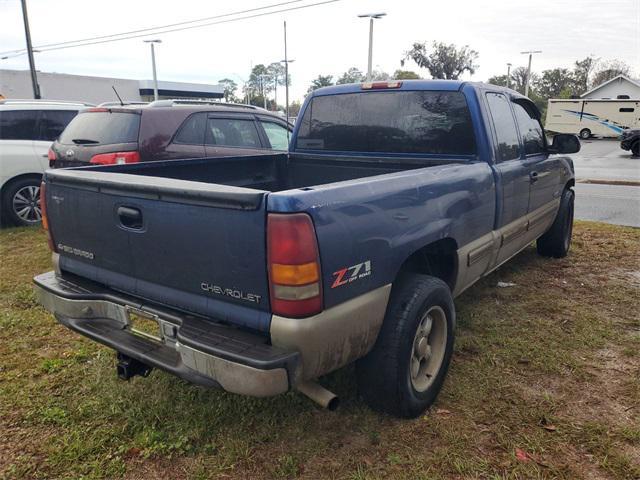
[38,110,78,141]
[512,102,545,155]
[0,110,38,140]
[206,118,261,148]
[485,93,520,161]
[174,113,206,144]
[260,121,290,150]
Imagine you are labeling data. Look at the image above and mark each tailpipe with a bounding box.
[297,381,339,410]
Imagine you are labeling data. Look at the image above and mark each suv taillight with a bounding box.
[47,147,56,167]
[267,213,322,317]
[90,151,140,165]
[40,181,56,252]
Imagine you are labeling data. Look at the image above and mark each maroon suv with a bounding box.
[49,100,292,167]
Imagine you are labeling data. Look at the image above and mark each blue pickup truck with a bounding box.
[34,80,580,417]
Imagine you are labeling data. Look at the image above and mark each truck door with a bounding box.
[485,92,531,266]
[512,100,564,239]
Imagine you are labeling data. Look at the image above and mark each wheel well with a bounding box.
[1,173,43,197]
[397,238,458,290]
[565,178,575,190]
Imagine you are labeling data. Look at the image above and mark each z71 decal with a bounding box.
[331,261,372,288]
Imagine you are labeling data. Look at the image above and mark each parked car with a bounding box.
[35,80,579,418]
[0,99,91,226]
[49,100,292,168]
[620,128,640,156]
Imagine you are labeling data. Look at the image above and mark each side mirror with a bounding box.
[549,134,580,154]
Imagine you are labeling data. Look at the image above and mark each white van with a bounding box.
[545,99,640,139]
[0,99,91,226]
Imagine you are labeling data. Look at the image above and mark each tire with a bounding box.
[1,177,43,227]
[579,128,591,140]
[537,188,574,258]
[356,274,455,418]
[632,141,639,157]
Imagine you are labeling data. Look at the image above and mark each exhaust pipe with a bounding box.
[297,381,339,410]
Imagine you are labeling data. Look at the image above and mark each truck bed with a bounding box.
[74,153,446,192]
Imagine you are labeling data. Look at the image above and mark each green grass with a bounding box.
[1,222,638,479]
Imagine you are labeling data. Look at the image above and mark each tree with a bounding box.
[218,78,238,102]
[248,64,273,99]
[371,70,391,81]
[573,55,598,94]
[393,69,420,80]
[288,100,302,117]
[402,41,478,80]
[487,74,509,87]
[534,68,577,99]
[510,66,536,95]
[590,60,632,89]
[307,75,334,94]
[337,67,364,84]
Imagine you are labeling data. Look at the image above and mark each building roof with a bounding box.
[580,74,640,98]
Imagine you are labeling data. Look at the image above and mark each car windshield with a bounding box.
[59,111,140,145]
[296,90,476,156]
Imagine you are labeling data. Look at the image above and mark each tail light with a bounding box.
[267,213,322,317]
[40,181,56,252]
[90,151,140,165]
[361,81,402,90]
[47,147,56,167]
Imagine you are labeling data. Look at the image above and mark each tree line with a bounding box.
[216,41,633,118]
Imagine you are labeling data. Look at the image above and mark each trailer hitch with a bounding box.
[116,352,153,381]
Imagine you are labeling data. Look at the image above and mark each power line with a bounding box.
[0,0,337,56]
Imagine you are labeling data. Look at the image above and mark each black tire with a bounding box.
[537,188,574,258]
[1,176,43,227]
[632,141,639,157]
[579,128,591,140]
[356,274,455,418]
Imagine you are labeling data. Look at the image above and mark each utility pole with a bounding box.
[358,13,386,81]
[20,0,40,99]
[521,50,541,97]
[506,63,512,89]
[281,21,295,129]
[144,39,162,101]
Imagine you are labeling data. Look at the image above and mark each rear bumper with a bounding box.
[34,271,298,397]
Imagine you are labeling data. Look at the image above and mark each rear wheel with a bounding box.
[537,188,574,258]
[1,177,43,227]
[632,141,639,157]
[356,274,455,418]
[579,128,591,140]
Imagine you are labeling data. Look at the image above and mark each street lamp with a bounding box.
[520,50,541,97]
[280,58,295,121]
[144,39,162,101]
[358,12,386,81]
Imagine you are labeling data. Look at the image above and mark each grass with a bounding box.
[0,221,638,479]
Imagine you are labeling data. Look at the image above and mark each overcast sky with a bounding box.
[1,0,638,102]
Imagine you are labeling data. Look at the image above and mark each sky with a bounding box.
[1,0,639,102]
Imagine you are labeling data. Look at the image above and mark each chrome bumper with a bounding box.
[34,271,297,397]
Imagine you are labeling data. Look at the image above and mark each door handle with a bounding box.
[530,171,539,183]
[117,206,143,229]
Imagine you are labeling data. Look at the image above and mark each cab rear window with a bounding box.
[59,111,140,145]
[295,91,476,155]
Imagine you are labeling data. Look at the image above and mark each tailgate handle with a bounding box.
[117,206,143,229]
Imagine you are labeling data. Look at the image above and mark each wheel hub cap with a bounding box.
[410,305,447,392]
[12,185,41,224]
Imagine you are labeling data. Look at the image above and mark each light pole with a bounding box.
[281,21,296,128]
[258,74,269,109]
[20,0,40,99]
[521,50,541,97]
[358,12,386,81]
[144,39,162,101]
[506,63,512,89]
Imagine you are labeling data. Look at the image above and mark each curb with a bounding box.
[576,179,640,187]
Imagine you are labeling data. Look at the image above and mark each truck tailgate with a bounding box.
[44,169,272,331]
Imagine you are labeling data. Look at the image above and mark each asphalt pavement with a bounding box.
[571,139,639,227]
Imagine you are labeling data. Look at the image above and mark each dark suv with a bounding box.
[50,100,292,167]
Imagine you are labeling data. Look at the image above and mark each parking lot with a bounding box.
[573,139,640,227]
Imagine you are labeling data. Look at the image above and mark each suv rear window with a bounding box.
[296,91,476,155]
[59,111,140,145]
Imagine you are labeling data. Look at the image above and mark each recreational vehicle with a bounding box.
[545,99,639,139]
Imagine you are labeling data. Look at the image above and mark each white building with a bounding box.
[581,75,640,100]
[0,69,224,104]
